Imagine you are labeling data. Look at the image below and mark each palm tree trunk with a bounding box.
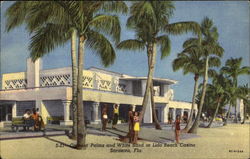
[234,79,238,123]
[224,105,232,126]
[188,56,209,134]
[76,35,86,150]
[71,29,78,140]
[234,105,237,123]
[183,74,199,132]
[139,43,157,123]
[150,82,162,130]
[206,97,221,128]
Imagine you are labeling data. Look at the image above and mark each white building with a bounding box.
[0,58,197,126]
[224,99,244,121]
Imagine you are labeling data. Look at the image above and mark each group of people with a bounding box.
[101,104,119,131]
[23,108,45,131]
[101,104,181,144]
[101,104,141,144]
[127,106,140,144]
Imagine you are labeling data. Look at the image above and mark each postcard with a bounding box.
[0,1,249,159]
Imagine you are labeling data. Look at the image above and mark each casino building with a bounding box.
[0,58,197,126]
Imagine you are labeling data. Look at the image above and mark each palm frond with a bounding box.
[86,31,116,67]
[238,66,250,75]
[156,35,171,59]
[116,39,145,51]
[89,14,121,43]
[5,1,35,32]
[26,2,71,32]
[208,69,218,78]
[172,55,187,72]
[165,21,201,36]
[100,1,128,14]
[182,38,199,48]
[208,56,221,67]
[29,23,71,61]
[129,1,157,29]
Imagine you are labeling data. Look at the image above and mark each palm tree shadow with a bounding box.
[44,136,76,149]
[106,129,144,143]
[106,129,126,138]
[102,129,129,143]
[106,127,128,134]
[159,137,175,142]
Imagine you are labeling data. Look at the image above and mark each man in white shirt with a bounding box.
[23,109,31,119]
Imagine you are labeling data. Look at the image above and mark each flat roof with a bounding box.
[120,77,178,85]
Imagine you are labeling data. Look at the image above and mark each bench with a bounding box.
[47,116,64,124]
[11,117,35,132]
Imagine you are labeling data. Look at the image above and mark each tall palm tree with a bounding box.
[5,2,80,137]
[188,17,224,134]
[221,57,250,123]
[117,1,200,129]
[172,44,220,132]
[5,1,128,149]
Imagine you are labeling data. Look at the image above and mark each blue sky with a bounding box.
[0,1,249,102]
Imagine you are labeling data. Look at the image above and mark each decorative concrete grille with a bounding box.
[5,79,27,89]
[98,80,111,91]
[116,84,127,93]
[82,76,93,88]
[40,74,71,87]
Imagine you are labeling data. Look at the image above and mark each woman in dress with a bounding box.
[133,111,140,144]
[172,115,181,143]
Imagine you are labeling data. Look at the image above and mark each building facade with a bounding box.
[0,59,197,126]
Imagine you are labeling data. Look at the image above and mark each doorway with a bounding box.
[0,105,12,122]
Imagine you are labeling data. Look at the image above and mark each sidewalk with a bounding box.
[0,123,198,143]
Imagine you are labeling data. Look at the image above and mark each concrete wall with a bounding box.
[169,100,197,110]
[43,100,64,117]
[16,101,35,116]
[2,72,26,89]
[83,101,93,121]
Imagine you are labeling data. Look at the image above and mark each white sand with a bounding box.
[1,124,249,159]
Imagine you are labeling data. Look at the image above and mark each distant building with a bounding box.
[223,99,244,121]
[0,58,197,126]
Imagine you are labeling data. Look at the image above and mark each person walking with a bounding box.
[172,115,181,143]
[112,104,119,129]
[133,111,140,144]
[102,104,108,131]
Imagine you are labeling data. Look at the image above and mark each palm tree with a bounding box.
[117,1,200,129]
[5,2,80,137]
[221,57,250,123]
[188,17,224,134]
[238,84,250,124]
[5,1,128,149]
[205,71,230,128]
[172,44,220,131]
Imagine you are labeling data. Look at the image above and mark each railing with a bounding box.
[3,73,169,99]
[40,74,71,87]
[4,79,27,89]
[2,76,128,94]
